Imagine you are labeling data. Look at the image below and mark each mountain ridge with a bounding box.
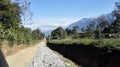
[68,13,115,31]
[44,13,115,36]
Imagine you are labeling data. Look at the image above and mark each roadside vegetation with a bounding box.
[47,1,120,66]
[48,38,120,48]
[47,1,120,49]
[0,0,45,48]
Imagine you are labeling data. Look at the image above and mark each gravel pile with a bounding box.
[27,45,66,67]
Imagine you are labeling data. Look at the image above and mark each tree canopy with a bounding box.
[0,0,44,47]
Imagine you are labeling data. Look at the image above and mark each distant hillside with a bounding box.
[44,13,115,36]
[68,13,115,31]
[68,18,99,31]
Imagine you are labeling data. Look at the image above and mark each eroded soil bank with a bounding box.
[47,43,120,67]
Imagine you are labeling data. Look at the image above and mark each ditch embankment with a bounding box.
[47,43,120,67]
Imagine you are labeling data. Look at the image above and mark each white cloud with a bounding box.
[24,17,80,31]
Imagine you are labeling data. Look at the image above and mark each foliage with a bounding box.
[47,1,120,50]
[32,28,45,40]
[72,26,79,39]
[0,0,44,47]
[48,39,96,45]
[51,27,66,39]
[85,21,95,38]
[65,28,73,36]
[48,38,120,49]
[92,39,120,48]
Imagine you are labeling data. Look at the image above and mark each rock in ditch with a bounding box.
[27,45,66,67]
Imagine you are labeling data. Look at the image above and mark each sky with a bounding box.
[24,0,119,31]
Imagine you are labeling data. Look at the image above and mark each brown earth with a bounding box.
[6,41,44,67]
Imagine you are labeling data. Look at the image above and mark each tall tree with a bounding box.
[65,28,72,35]
[72,26,79,39]
[72,26,79,34]
[85,21,95,38]
[0,0,36,46]
[51,27,66,39]
[81,27,85,33]
[32,28,44,40]
[95,25,102,38]
[112,1,120,33]
[98,16,110,31]
[86,21,95,33]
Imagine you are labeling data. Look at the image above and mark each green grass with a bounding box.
[48,38,120,48]
[95,39,120,48]
[48,38,96,45]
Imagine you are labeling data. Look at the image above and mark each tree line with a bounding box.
[0,0,44,47]
[48,1,120,40]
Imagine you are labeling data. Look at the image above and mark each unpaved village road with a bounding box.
[6,41,45,67]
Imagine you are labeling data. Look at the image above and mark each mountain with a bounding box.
[68,18,99,31]
[44,13,115,36]
[68,13,115,31]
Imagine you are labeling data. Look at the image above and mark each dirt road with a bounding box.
[6,41,45,67]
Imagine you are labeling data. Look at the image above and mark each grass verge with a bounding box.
[48,38,120,48]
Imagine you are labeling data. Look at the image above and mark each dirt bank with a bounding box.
[47,43,120,67]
